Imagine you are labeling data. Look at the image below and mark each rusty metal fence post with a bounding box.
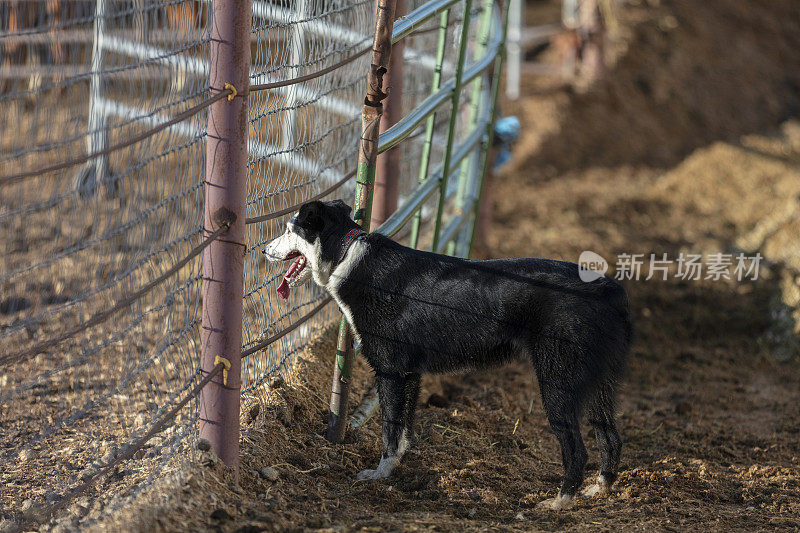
[327,0,398,443]
[371,0,405,229]
[199,0,253,471]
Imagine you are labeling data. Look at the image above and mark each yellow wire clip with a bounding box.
[223,82,238,101]
[214,355,232,386]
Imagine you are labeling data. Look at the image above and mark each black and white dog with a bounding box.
[263,200,632,509]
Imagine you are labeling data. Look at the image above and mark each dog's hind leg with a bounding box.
[402,373,421,443]
[357,373,418,480]
[583,383,622,498]
[536,386,588,510]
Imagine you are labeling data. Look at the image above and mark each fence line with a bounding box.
[1,0,507,527]
[16,295,334,532]
[0,224,227,367]
[0,19,459,187]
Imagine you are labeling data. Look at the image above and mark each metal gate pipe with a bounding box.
[377,6,501,154]
[410,8,450,249]
[449,0,495,256]
[379,112,488,239]
[391,0,460,43]
[468,0,510,253]
[431,0,473,252]
[199,0,252,471]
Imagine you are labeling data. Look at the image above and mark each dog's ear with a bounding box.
[298,201,324,232]
[329,199,352,217]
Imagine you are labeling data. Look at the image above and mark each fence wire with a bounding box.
[1,0,212,526]
[0,0,499,528]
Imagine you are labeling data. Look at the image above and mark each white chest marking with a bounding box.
[325,240,366,343]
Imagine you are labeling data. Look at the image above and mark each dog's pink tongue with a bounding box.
[276,278,290,300]
[276,257,302,300]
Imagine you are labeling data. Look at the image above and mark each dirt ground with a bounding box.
[85,0,800,531]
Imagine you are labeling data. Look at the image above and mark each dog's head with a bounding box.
[263,200,356,298]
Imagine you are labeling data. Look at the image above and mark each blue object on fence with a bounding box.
[493,116,520,169]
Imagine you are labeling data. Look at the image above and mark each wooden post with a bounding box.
[327,0,398,443]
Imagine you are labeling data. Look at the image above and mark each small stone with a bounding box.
[210,508,231,521]
[78,466,97,482]
[469,508,476,518]
[196,438,211,452]
[0,519,17,533]
[18,448,35,463]
[515,512,525,521]
[21,499,34,512]
[101,450,116,464]
[134,413,147,427]
[200,450,219,467]
[259,466,279,481]
[306,516,326,529]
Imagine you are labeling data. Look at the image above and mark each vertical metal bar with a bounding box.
[430,0,473,253]
[448,0,493,257]
[468,0,509,254]
[327,0,398,443]
[372,0,405,228]
[506,0,521,100]
[409,9,449,250]
[199,0,252,471]
[283,0,307,152]
[88,0,109,189]
[134,0,149,43]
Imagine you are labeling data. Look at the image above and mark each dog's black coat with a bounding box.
[286,201,632,497]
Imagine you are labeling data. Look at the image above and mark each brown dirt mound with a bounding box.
[522,0,800,171]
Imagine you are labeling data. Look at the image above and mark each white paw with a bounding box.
[536,493,575,510]
[356,468,388,480]
[356,456,399,480]
[580,474,611,498]
[581,482,609,498]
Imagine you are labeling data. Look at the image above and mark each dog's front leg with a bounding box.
[357,373,418,480]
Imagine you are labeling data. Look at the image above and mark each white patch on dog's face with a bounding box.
[263,215,318,291]
[262,200,357,300]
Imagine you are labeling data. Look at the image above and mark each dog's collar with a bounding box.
[336,228,367,265]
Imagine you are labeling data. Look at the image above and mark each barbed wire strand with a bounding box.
[0,224,227,368]
[14,295,334,533]
[0,44,372,187]
[245,171,355,224]
[0,15,460,187]
[9,364,222,533]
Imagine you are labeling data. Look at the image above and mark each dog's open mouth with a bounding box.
[276,251,306,300]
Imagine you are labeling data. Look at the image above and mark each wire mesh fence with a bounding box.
[1,0,211,525]
[0,0,504,528]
